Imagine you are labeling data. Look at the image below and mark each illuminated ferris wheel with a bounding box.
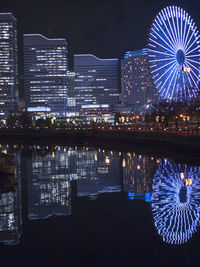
[148,6,200,101]
[152,160,200,245]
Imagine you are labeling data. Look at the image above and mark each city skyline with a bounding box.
[1,0,200,67]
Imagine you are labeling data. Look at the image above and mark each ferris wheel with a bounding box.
[148,6,200,101]
[152,160,200,245]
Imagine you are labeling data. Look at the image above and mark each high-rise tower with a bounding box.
[0,13,18,119]
[24,34,68,115]
[121,49,157,109]
[74,54,119,108]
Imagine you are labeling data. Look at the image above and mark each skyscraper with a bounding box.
[0,13,18,119]
[24,34,68,115]
[74,54,119,108]
[121,49,157,109]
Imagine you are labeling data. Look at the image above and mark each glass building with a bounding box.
[74,54,119,109]
[23,34,68,115]
[0,13,18,119]
[121,49,157,109]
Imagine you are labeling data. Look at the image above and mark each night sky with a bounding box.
[1,0,200,69]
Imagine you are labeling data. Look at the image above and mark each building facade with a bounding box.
[0,13,18,119]
[74,54,119,109]
[24,34,68,116]
[121,49,157,110]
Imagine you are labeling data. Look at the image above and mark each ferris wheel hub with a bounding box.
[176,49,185,66]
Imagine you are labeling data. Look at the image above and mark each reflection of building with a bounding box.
[121,49,156,109]
[152,160,200,245]
[26,146,122,210]
[123,153,156,202]
[0,153,22,245]
[0,13,18,119]
[27,147,71,219]
[24,34,68,115]
[76,150,121,198]
[74,54,119,108]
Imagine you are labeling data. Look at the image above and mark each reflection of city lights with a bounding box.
[185,179,192,186]
[152,160,200,245]
[52,151,55,158]
[105,156,110,165]
[94,154,98,161]
[122,159,126,168]
[137,165,141,170]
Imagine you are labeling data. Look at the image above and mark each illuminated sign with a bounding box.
[27,107,51,112]
[183,67,191,72]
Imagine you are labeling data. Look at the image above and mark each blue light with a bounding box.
[128,192,134,200]
[152,160,200,245]
[145,193,152,203]
[148,6,200,101]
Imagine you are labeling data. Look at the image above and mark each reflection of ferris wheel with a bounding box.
[152,160,200,245]
[148,6,200,101]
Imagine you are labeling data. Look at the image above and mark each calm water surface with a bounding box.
[0,144,199,266]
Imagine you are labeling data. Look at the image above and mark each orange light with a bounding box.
[183,67,190,72]
[105,156,110,165]
[185,179,192,186]
[122,159,126,168]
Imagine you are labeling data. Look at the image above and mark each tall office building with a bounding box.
[24,34,68,115]
[0,13,18,119]
[121,49,157,109]
[74,54,119,108]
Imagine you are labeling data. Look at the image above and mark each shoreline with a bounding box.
[0,128,199,155]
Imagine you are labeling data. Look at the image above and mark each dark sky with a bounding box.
[1,0,200,69]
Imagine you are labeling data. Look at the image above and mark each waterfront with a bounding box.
[0,143,199,266]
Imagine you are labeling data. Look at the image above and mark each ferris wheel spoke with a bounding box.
[183,26,191,51]
[161,8,177,48]
[185,36,200,54]
[176,7,181,43]
[159,9,177,48]
[149,37,176,55]
[186,71,194,88]
[180,9,184,44]
[185,59,200,73]
[182,72,187,97]
[185,24,196,50]
[167,66,179,99]
[165,7,177,44]
[151,30,176,53]
[158,62,177,91]
[154,18,176,50]
[186,54,200,58]
[185,46,200,56]
[148,49,174,57]
[182,12,188,49]
[164,64,179,99]
[149,57,176,63]
[171,66,180,98]
[187,69,199,88]
[156,61,177,84]
[184,30,198,53]
[151,60,176,74]
[170,7,179,43]
[186,58,200,65]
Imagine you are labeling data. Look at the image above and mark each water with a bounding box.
[0,144,199,266]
